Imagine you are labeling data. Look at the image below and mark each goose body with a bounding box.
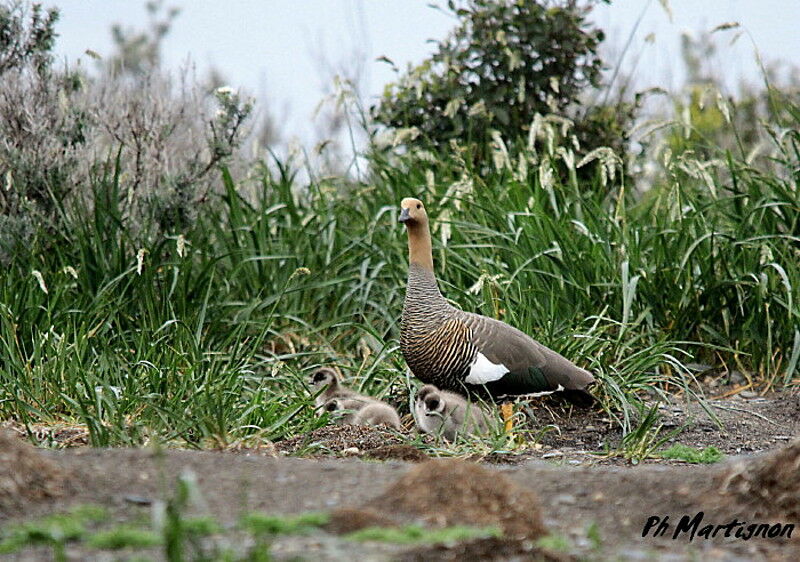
[413,384,491,440]
[399,198,595,403]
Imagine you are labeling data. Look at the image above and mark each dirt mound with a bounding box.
[0,431,69,515]
[401,536,573,562]
[275,424,406,456]
[715,439,800,522]
[1,420,89,448]
[323,507,399,534]
[330,459,547,540]
[363,445,430,463]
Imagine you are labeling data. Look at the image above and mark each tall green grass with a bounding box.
[0,101,798,446]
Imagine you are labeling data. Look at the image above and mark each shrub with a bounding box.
[371,0,628,170]
[0,2,253,262]
[0,1,58,74]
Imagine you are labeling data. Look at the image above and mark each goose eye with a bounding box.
[416,204,421,209]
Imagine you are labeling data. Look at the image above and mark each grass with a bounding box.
[660,443,725,464]
[0,505,107,558]
[0,76,798,453]
[615,403,686,464]
[0,473,323,560]
[344,524,501,544]
[0,471,496,558]
[1,502,494,559]
[240,512,330,535]
[87,527,162,550]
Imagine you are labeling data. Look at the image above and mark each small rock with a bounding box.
[123,495,151,506]
[553,494,576,504]
[542,451,563,459]
[341,447,360,456]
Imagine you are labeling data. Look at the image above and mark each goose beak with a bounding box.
[398,208,410,223]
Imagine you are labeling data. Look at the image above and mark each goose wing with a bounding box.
[461,312,594,399]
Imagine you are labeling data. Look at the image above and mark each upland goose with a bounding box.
[325,398,402,430]
[413,384,491,441]
[399,198,595,416]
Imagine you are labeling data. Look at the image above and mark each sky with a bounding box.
[49,0,800,147]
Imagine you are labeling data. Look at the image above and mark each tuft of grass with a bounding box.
[660,443,724,464]
[0,504,105,557]
[535,533,572,552]
[586,521,603,552]
[87,526,162,550]
[613,403,699,464]
[344,524,501,544]
[181,516,222,537]
[240,512,330,536]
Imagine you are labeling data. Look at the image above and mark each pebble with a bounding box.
[553,493,576,504]
[123,495,152,505]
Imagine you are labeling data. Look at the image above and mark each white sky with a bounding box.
[50,0,800,146]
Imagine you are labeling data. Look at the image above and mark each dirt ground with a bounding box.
[2,386,799,561]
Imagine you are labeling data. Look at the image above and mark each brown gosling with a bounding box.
[308,367,371,410]
[413,384,491,441]
[324,398,402,430]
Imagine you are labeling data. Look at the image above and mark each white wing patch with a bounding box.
[465,352,509,384]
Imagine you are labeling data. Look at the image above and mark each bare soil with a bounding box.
[2,388,799,561]
[0,432,70,516]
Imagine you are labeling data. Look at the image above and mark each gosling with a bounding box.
[308,367,371,410]
[413,384,491,441]
[324,398,402,430]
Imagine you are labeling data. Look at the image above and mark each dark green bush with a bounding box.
[371,0,628,168]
